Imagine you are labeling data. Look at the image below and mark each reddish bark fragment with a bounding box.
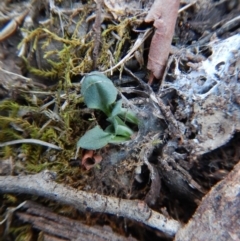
[145,0,180,81]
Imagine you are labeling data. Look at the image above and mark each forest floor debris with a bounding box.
[0,0,240,240]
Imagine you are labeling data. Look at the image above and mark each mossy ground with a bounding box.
[0,1,144,238]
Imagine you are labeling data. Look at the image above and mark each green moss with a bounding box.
[115,34,129,62]
[9,225,33,241]
[19,3,134,82]
[3,194,18,204]
[1,146,13,158]
[0,0,143,238]
[25,162,49,173]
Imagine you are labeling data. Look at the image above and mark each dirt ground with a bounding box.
[0,0,240,240]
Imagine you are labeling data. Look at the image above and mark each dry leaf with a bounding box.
[145,0,180,81]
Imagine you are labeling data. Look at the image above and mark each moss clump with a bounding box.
[0,85,86,183]
[19,2,138,83]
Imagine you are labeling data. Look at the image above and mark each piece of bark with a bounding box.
[150,93,183,138]
[174,161,240,241]
[144,164,161,206]
[43,234,69,241]
[145,0,180,81]
[16,201,136,241]
[0,170,181,237]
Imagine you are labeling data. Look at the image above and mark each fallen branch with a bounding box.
[0,171,181,237]
[15,201,137,241]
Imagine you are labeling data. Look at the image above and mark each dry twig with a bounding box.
[0,139,62,150]
[0,171,181,237]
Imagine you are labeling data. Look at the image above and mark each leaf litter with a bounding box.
[1,0,240,240]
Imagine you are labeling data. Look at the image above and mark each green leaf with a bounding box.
[110,100,122,117]
[107,116,133,137]
[109,136,131,143]
[77,125,114,150]
[119,108,139,124]
[105,124,115,134]
[81,72,118,114]
[115,124,133,137]
[106,116,118,133]
[107,115,125,126]
[105,125,132,143]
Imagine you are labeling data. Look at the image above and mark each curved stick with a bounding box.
[0,171,181,237]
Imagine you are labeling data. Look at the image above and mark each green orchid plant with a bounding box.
[77,71,139,150]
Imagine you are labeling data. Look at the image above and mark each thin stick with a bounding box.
[0,66,32,82]
[178,1,197,13]
[102,29,152,74]
[0,139,62,150]
[0,171,181,236]
[150,93,183,137]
